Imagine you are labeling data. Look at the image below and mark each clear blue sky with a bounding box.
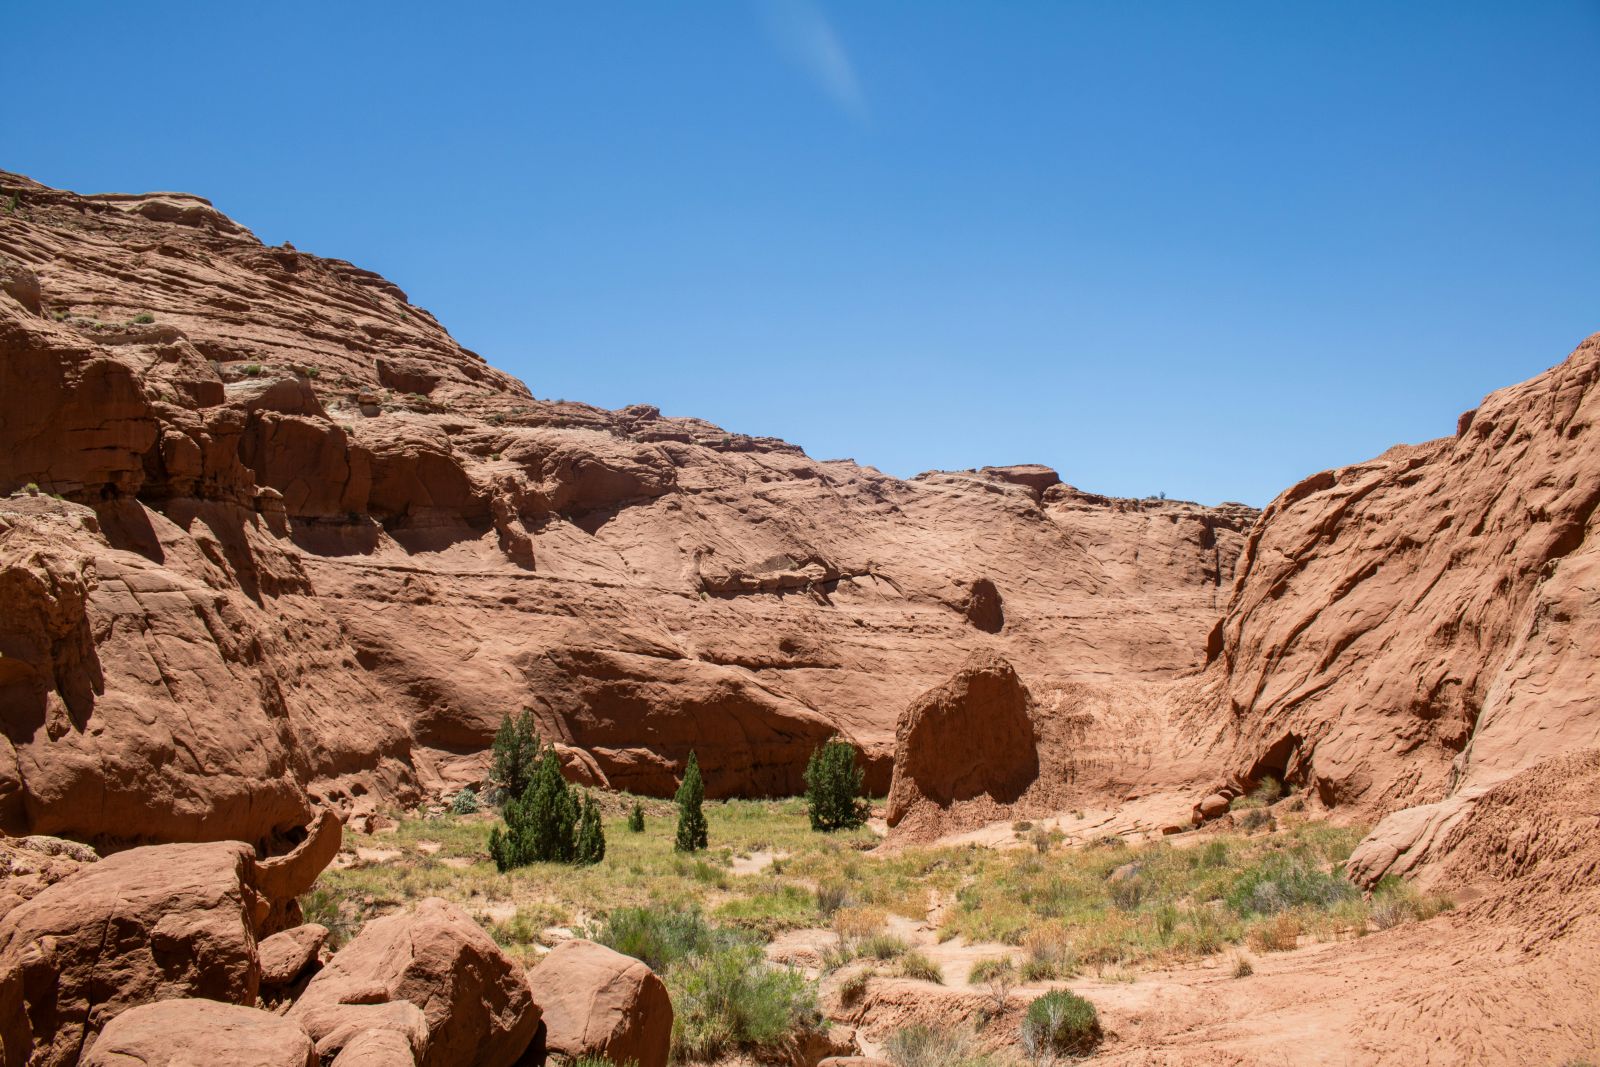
[6,3,1597,505]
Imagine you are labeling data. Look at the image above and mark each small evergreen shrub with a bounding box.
[675,751,708,853]
[1021,989,1101,1058]
[627,800,645,832]
[489,710,540,805]
[803,737,868,832]
[131,312,155,324]
[575,792,606,865]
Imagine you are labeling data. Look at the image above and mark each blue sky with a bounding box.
[5,2,1597,506]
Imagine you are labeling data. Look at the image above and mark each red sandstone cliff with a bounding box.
[1185,332,1599,859]
[0,173,1254,847]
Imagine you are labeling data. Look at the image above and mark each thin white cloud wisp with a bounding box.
[761,0,868,123]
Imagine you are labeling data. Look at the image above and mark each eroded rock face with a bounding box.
[885,651,1039,827]
[527,939,673,1067]
[288,898,539,1067]
[0,169,1256,846]
[0,841,262,1066]
[81,999,317,1067]
[1193,333,1600,818]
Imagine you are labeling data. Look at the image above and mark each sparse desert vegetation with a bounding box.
[297,793,1459,1063]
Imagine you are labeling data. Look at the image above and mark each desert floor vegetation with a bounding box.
[308,797,1443,972]
[303,797,1451,1061]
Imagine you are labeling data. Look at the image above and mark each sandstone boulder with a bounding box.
[526,938,672,1067]
[1195,793,1232,823]
[258,923,329,990]
[885,651,1039,827]
[289,898,538,1067]
[0,841,262,1065]
[81,999,316,1067]
[292,1001,429,1064]
[331,1027,422,1067]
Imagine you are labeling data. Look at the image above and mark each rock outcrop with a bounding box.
[0,170,1255,847]
[1190,333,1600,831]
[0,841,265,1065]
[885,651,1039,827]
[527,939,673,1067]
[288,898,539,1067]
[81,999,317,1067]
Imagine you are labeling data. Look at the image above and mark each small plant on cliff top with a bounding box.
[675,751,709,852]
[803,737,868,832]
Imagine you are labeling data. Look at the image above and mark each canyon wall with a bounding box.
[1186,332,1599,849]
[0,172,1254,847]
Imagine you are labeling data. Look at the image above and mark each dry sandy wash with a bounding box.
[1,172,1597,1065]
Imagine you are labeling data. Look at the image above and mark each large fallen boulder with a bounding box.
[289,898,538,1067]
[885,651,1039,827]
[526,938,673,1067]
[80,999,316,1067]
[0,841,263,1066]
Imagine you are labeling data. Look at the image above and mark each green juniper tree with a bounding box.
[803,737,868,832]
[674,751,708,853]
[628,800,645,833]
[488,710,540,807]
[489,741,580,871]
[576,792,606,865]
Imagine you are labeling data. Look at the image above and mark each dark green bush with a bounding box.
[804,737,868,832]
[489,742,579,871]
[627,800,645,832]
[576,792,606,865]
[489,710,540,805]
[675,751,708,853]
